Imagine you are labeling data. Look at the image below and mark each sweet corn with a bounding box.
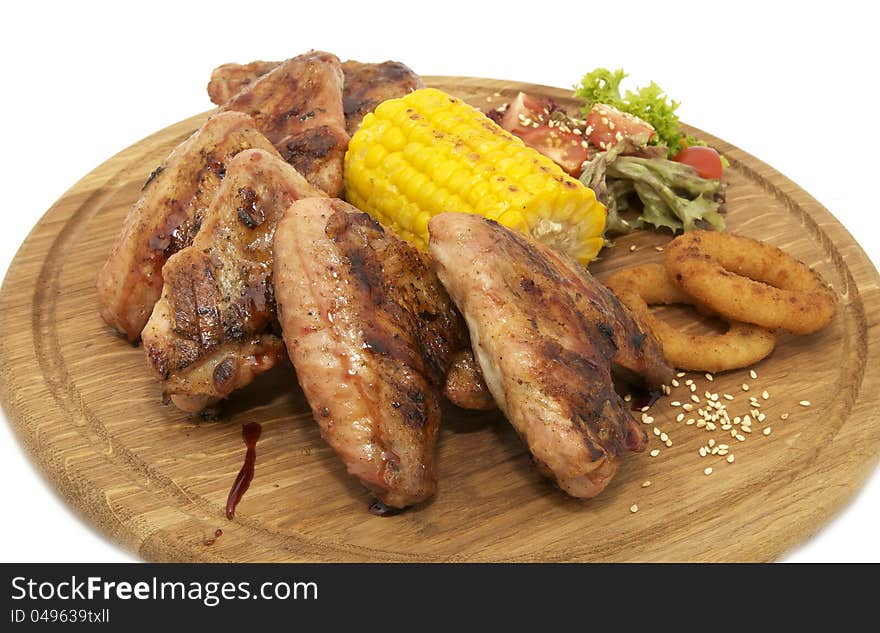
[344,88,606,264]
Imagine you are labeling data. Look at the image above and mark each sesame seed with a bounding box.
[742,384,750,392]
[763,427,772,436]
[721,424,732,430]
[723,394,734,401]
[676,372,686,378]
[660,432,669,442]
[643,415,654,425]
[653,427,661,436]
[696,420,707,428]
[757,412,766,422]
[691,394,700,403]
[624,394,632,402]
[704,467,713,476]
[749,369,758,380]
[708,439,716,447]
[641,405,650,412]
[629,244,637,252]
[689,383,697,392]
[706,422,717,431]
[665,439,673,447]
[686,418,695,425]
[799,400,812,407]
[705,373,714,382]
[630,504,639,513]
[642,480,652,488]
[727,454,736,464]
[671,379,680,387]
[699,447,707,457]
[670,400,681,407]
[762,390,770,400]
[682,403,693,411]
[650,449,660,457]
[676,413,685,422]
[654,246,664,252]
[780,413,790,420]
[711,446,719,455]
[736,434,746,442]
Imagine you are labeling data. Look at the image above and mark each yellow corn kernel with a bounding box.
[344,88,606,263]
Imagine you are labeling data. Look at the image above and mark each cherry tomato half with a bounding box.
[672,146,723,180]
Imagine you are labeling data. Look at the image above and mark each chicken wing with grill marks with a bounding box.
[219,51,349,197]
[428,213,672,498]
[141,149,324,413]
[208,57,423,135]
[96,111,279,340]
[274,198,476,508]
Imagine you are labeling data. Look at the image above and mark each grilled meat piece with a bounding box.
[340,60,424,134]
[207,60,279,105]
[443,350,496,411]
[96,112,279,340]
[142,149,324,413]
[428,213,672,498]
[208,57,423,135]
[219,51,349,197]
[274,198,474,508]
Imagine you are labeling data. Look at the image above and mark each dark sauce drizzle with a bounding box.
[226,422,262,520]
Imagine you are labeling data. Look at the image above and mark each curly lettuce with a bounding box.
[575,68,694,157]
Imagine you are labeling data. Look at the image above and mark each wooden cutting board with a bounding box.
[2,77,879,562]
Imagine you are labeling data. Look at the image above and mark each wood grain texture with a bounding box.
[1,77,878,562]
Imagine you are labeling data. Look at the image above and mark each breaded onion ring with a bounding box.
[664,231,837,335]
[604,264,776,373]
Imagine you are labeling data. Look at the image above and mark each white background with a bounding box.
[1,1,877,562]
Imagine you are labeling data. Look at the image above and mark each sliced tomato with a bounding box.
[514,125,590,176]
[585,103,655,150]
[672,146,723,180]
[498,92,556,134]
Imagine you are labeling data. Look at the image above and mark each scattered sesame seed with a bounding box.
[671,379,680,387]
[763,427,772,436]
[705,373,714,382]
[762,390,770,400]
[706,422,717,431]
[650,449,660,457]
[704,467,713,476]
[691,394,700,403]
[670,400,681,407]
[711,446,719,455]
[686,418,695,425]
[736,434,746,442]
[665,439,673,447]
[799,400,812,407]
[749,369,758,380]
[699,447,707,457]
[660,432,669,442]
[723,394,734,401]
[708,439,716,448]
[629,244,637,252]
[654,246,664,252]
[780,413,790,420]
[623,394,632,402]
[727,454,736,464]
[689,383,697,392]
[721,424,732,430]
[697,420,707,428]
[642,480,652,488]
[676,372,686,378]
[630,504,639,513]
[742,384,750,392]
[653,427,661,436]
[757,412,766,422]
[676,413,685,422]
[641,405,650,412]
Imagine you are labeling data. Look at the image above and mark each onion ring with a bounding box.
[604,263,776,373]
[664,231,836,335]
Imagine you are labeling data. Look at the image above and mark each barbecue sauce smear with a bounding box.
[226,422,262,519]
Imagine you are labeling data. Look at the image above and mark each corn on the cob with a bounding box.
[343,88,606,264]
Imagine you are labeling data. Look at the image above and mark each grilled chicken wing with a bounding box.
[340,60,424,134]
[208,57,422,135]
[219,51,349,197]
[274,198,474,508]
[96,112,279,340]
[428,213,672,498]
[142,149,324,413]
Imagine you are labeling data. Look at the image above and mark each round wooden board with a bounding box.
[2,77,879,562]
